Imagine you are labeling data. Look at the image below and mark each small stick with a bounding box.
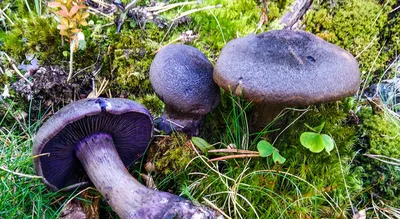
[0,4,14,25]
[50,196,66,205]
[1,52,33,85]
[208,154,260,162]
[152,1,198,14]
[202,197,232,219]
[208,149,259,154]
[88,8,113,19]
[0,166,43,179]
[172,5,222,22]
[31,153,50,159]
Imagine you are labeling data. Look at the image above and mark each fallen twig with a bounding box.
[208,149,259,154]
[278,0,313,29]
[208,154,260,162]
[1,52,33,86]
[0,166,43,179]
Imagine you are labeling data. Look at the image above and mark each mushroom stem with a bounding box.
[251,104,286,131]
[75,133,217,218]
[156,105,203,136]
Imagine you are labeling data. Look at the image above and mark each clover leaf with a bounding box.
[257,140,274,157]
[321,134,334,154]
[272,150,286,164]
[257,140,286,164]
[300,122,335,154]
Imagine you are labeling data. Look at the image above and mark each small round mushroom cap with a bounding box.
[150,44,220,115]
[214,30,360,106]
[33,98,153,191]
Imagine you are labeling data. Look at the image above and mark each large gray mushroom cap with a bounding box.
[150,44,220,115]
[33,98,153,191]
[214,30,360,106]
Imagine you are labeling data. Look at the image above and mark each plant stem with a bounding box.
[208,154,260,162]
[67,42,74,82]
[208,149,259,154]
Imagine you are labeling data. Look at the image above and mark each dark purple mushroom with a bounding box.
[33,98,219,218]
[150,44,220,136]
[214,30,360,130]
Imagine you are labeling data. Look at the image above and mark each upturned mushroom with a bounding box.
[33,98,218,218]
[214,30,360,130]
[150,44,220,136]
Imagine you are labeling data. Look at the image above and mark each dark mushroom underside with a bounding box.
[40,112,152,190]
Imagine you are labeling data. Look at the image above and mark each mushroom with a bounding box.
[214,30,360,130]
[150,44,220,136]
[33,98,218,218]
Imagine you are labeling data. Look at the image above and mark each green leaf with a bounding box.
[257,140,274,157]
[62,51,69,57]
[130,20,137,28]
[272,150,286,164]
[322,134,335,154]
[300,132,325,153]
[313,122,325,133]
[191,137,214,153]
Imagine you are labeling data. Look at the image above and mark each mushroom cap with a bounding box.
[214,30,360,106]
[33,98,153,191]
[150,44,220,115]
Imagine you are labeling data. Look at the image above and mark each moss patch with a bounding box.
[147,133,196,176]
[353,107,400,206]
[0,16,61,63]
[273,100,361,209]
[305,0,399,81]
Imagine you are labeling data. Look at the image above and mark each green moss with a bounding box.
[184,0,290,61]
[134,93,164,116]
[273,100,361,209]
[0,16,61,63]
[359,110,400,157]
[353,107,400,205]
[148,133,196,176]
[305,0,399,80]
[189,0,260,52]
[99,23,162,99]
[159,99,363,218]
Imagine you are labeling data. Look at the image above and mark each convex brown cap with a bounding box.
[33,98,153,191]
[214,30,360,106]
